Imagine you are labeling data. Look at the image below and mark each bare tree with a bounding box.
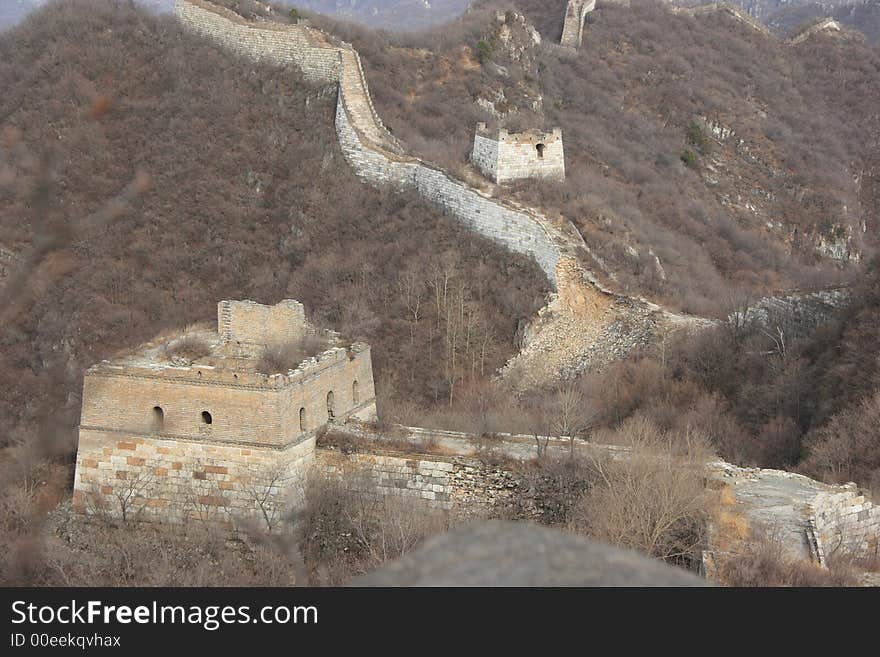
[241,465,287,532]
[110,469,155,524]
[550,383,596,457]
[572,416,711,563]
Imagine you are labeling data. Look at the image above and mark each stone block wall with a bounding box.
[470,132,499,179]
[316,448,521,520]
[810,490,880,559]
[73,431,315,528]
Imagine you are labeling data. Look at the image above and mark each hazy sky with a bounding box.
[0,0,174,32]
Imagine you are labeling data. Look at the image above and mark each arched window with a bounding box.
[201,410,213,425]
[152,406,164,431]
[352,380,360,404]
[536,143,545,159]
[299,407,306,432]
[326,391,335,421]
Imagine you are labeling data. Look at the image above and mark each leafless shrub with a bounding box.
[570,415,711,566]
[297,473,448,584]
[719,530,859,587]
[255,334,330,374]
[163,335,212,363]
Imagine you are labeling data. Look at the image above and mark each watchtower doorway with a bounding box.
[327,391,335,422]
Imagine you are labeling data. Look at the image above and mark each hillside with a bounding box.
[0,0,547,455]
[314,0,880,314]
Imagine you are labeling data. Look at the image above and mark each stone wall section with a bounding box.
[316,448,521,520]
[175,0,697,385]
[334,91,564,282]
[175,0,341,84]
[176,0,563,286]
[560,0,596,48]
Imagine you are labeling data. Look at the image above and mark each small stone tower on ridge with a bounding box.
[471,123,565,184]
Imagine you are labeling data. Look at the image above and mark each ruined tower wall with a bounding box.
[79,371,292,446]
[219,299,307,346]
[79,348,376,449]
[73,341,377,525]
[470,132,499,178]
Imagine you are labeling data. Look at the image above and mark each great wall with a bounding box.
[63,0,879,579]
[173,0,704,390]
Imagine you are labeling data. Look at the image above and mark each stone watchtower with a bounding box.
[471,123,565,184]
[72,299,377,528]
